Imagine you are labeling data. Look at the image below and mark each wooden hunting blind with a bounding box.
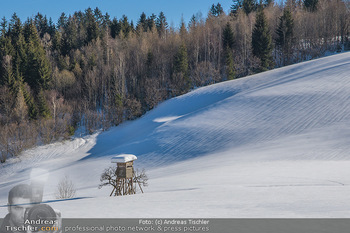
[116,161,134,178]
[110,154,138,196]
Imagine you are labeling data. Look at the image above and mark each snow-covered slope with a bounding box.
[1,52,350,217]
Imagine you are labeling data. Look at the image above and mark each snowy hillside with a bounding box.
[1,52,350,217]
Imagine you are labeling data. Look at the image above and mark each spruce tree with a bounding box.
[38,54,52,89]
[22,85,38,120]
[223,23,236,80]
[57,13,68,29]
[275,8,294,65]
[34,13,49,38]
[9,13,23,45]
[85,8,99,43]
[110,18,121,38]
[216,3,224,16]
[137,12,148,32]
[37,88,51,119]
[120,15,132,38]
[13,34,27,77]
[210,4,217,16]
[210,3,224,17]
[1,17,7,35]
[231,0,243,15]
[223,22,235,50]
[225,50,235,80]
[147,14,156,31]
[243,0,256,15]
[52,30,61,51]
[156,12,168,38]
[179,17,187,39]
[61,17,78,55]
[252,8,273,71]
[304,0,318,12]
[24,21,52,90]
[48,18,56,37]
[174,43,190,92]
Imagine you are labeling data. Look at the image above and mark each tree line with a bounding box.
[0,0,349,162]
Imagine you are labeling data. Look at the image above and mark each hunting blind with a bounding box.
[110,154,141,196]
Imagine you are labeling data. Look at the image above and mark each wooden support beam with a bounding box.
[110,187,116,196]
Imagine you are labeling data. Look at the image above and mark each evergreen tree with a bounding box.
[57,13,68,29]
[210,3,224,17]
[137,12,148,32]
[156,12,168,38]
[85,8,99,43]
[179,17,187,39]
[304,0,318,12]
[102,13,111,31]
[13,34,27,81]
[1,17,8,36]
[24,21,52,90]
[34,13,49,38]
[0,35,13,57]
[243,0,256,15]
[223,22,235,50]
[173,43,190,92]
[110,18,121,38]
[52,30,61,51]
[147,14,157,31]
[9,13,23,44]
[48,18,56,36]
[223,23,236,80]
[37,88,51,119]
[231,0,243,15]
[275,8,295,65]
[38,53,52,89]
[216,3,224,16]
[189,15,197,28]
[9,14,27,77]
[0,36,14,85]
[94,7,104,23]
[22,85,38,120]
[252,8,273,71]
[225,49,236,80]
[61,16,78,55]
[120,15,132,38]
[210,4,217,16]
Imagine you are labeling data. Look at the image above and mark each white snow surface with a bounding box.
[111,154,137,163]
[1,52,350,217]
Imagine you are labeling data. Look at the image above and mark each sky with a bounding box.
[0,0,234,28]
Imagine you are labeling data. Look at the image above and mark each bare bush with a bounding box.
[55,175,76,199]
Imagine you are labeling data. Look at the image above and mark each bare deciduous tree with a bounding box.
[98,166,148,194]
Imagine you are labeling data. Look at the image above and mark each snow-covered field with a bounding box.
[1,52,350,217]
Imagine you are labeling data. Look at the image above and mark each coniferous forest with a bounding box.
[0,0,349,162]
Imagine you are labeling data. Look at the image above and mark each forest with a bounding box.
[0,0,349,162]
